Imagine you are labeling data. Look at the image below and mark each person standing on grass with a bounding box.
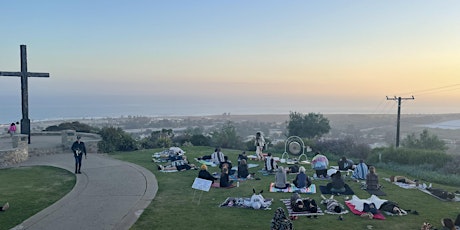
[71,135,87,174]
[255,131,266,161]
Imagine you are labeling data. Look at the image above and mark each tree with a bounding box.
[98,127,138,152]
[210,121,242,149]
[286,112,331,139]
[401,129,447,151]
[45,121,96,133]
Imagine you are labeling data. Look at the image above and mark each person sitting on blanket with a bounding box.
[265,152,278,173]
[441,218,456,230]
[390,175,418,186]
[220,166,234,188]
[293,166,312,189]
[366,166,381,190]
[158,156,198,171]
[426,187,456,200]
[320,195,345,213]
[311,151,329,178]
[198,164,216,182]
[338,156,354,171]
[211,148,226,165]
[238,159,250,179]
[326,171,346,193]
[351,159,369,180]
[219,156,235,175]
[238,151,248,165]
[274,166,290,189]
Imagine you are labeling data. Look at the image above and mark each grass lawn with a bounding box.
[110,146,460,230]
[0,166,75,230]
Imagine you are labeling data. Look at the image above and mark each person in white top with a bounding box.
[255,132,266,161]
[211,147,225,165]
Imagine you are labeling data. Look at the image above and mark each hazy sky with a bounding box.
[1,0,460,116]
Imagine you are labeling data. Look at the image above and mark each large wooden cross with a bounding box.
[0,45,50,143]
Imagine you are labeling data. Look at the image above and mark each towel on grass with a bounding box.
[194,158,217,167]
[269,182,292,193]
[292,184,316,194]
[231,164,259,171]
[418,188,460,202]
[345,201,385,220]
[269,183,316,194]
[280,199,324,217]
[212,182,236,189]
[319,184,354,195]
[220,197,273,210]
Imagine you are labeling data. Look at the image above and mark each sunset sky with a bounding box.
[1,1,460,120]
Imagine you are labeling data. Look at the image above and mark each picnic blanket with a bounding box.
[319,184,354,195]
[220,197,273,210]
[269,183,316,194]
[330,166,353,176]
[231,163,259,171]
[345,201,385,220]
[324,208,349,215]
[194,158,217,167]
[280,199,324,217]
[383,177,418,189]
[212,182,236,189]
[418,188,460,202]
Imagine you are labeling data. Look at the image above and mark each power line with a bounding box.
[386,96,415,147]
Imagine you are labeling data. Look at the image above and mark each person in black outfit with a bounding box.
[238,159,249,179]
[198,164,216,182]
[220,167,233,187]
[71,135,87,174]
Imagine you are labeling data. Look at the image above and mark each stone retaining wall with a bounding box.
[0,134,28,168]
[0,131,101,168]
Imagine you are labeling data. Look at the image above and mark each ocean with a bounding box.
[1,94,306,124]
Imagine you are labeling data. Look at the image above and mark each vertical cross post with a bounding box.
[0,45,50,144]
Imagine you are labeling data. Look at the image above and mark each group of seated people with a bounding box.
[196,149,255,188]
[273,165,313,190]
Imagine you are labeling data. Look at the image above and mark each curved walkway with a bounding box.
[13,153,157,230]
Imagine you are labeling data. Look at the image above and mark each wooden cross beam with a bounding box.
[0,45,50,144]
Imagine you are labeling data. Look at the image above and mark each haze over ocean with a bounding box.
[1,94,382,124]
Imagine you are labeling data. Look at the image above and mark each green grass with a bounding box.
[109,146,460,230]
[0,166,75,230]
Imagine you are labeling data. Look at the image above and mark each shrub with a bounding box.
[373,147,451,168]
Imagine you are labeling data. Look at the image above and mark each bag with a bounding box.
[289,165,299,173]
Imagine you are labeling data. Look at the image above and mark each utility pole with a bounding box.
[386,96,415,147]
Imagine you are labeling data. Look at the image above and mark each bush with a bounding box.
[190,134,211,146]
[314,137,371,161]
[44,121,96,133]
[371,147,451,168]
[98,127,138,153]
